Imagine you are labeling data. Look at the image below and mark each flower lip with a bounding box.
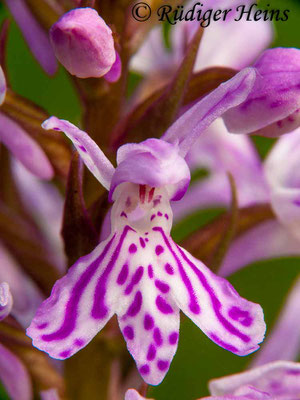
[109,139,191,202]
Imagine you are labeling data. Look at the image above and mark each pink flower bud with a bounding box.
[50,7,117,79]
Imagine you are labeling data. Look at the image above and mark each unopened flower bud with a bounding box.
[50,7,117,79]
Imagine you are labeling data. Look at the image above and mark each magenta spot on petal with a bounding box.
[155,280,170,293]
[293,199,300,207]
[164,214,169,220]
[147,344,156,361]
[59,350,71,358]
[139,237,146,248]
[148,265,154,279]
[117,264,129,285]
[123,325,134,340]
[270,100,282,109]
[153,327,163,346]
[157,211,162,216]
[288,116,295,122]
[144,314,154,330]
[190,303,200,314]
[74,338,85,347]
[140,364,150,375]
[228,307,253,327]
[129,243,137,253]
[151,214,156,221]
[157,360,169,371]
[37,322,48,329]
[145,232,149,235]
[120,211,127,218]
[287,369,300,375]
[145,238,149,242]
[127,291,142,317]
[78,145,87,153]
[155,245,164,256]
[165,263,174,275]
[169,332,178,345]
[277,120,283,128]
[156,295,173,314]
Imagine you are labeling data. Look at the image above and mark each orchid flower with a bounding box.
[220,126,300,276]
[205,360,300,400]
[4,0,58,75]
[126,361,300,399]
[0,242,43,327]
[27,68,266,385]
[50,8,121,81]
[131,0,273,75]
[0,282,33,400]
[0,66,54,179]
[251,276,300,367]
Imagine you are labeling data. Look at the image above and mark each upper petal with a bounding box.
[172,119,268,220]
[0,66,6,105]
[0,113,54,179]
[42,117,115,190]
[223,48,300,136]
[4,0,57,75]
[110,139,190,201]
[162,68,256,157]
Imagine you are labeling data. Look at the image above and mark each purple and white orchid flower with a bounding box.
[251,276,300,367]
[27,69,266,385]
[206,360,300,400]
[131,0,273,75]
[219,126,300,276]
[0,67,54,179]
[0,282,33,400]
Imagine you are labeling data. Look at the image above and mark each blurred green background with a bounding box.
[0,0,300,399]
